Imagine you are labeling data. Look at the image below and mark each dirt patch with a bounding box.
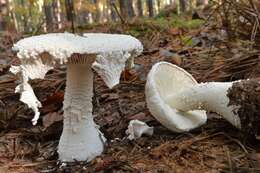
[228,79,260,140]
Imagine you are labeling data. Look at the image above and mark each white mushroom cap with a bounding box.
[145,62,207,132]
[13,33,143,87]
[13,33,143,62]
[11,33,143,125]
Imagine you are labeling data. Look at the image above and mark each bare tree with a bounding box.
[52,0,62,29]
[119,0,127,18]
[179,0,188,12]
[0,0,8,30]
[65,0,75,32]
[8,0,18,31]
[93,0,101,22]
[126,0,135,18]
[157,0,161,11]
[109,0,117,21]
[146,0,154,17]
[136,0,143,17]
[44,0,54,32]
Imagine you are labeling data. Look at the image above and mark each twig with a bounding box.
[111,2,126,24]
[224,146,234,173]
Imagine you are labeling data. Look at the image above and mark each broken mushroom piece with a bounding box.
[145,62,207,132]
[10,33,143,162]
[126,119,154,140]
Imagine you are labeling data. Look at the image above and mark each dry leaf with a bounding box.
[42,112,63,129]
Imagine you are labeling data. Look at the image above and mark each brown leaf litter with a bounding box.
[0,12,260,172]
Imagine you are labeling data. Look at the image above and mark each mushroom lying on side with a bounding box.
[146,62,259,138]
[10,33,143,162]
[145,62,207,132]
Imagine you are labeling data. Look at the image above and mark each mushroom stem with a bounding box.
[167,82,241,128]
[58,60,106,162]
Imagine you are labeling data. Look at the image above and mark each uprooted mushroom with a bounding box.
[10,33,143,162]
[146,62,259,139]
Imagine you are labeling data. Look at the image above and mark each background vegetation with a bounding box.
[0,0,209,33]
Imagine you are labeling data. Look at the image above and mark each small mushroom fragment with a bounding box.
[10,33,143,162]
[126,119,154,140]
[146,62,259,136]
[145,62,207,132]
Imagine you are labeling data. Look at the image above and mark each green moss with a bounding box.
[180,36,193,46]
[170,18,204,29]
[148,18,170,30]
[76,15,204,38]
[126,29,142,37]
[147,15,204,30]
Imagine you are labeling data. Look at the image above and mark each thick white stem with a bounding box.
[58,61,106,162]
[167,82,241,128]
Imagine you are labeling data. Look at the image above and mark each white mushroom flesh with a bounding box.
[126,119,154,140]
[146,62,241,133]
[167,82,241,128]
[145,62,207,132]
[92,51,131,88]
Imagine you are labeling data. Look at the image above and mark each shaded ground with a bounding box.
[0,15,259,173]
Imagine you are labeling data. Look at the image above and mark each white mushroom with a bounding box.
[10,33,143,162]
[145,62,207,132]
[145,62,241,133]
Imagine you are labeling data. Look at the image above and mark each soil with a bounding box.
[228,79,260,141]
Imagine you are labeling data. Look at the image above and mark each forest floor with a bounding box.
[0,14,259,173]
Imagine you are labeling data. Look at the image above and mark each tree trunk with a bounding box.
[93,0,101,22]
[126,0,135,18]
[44,0,54,32]
[8,0,18,31]
[0,0,8,30]
[179,0,188,12]
[103,0,109,22]
[52,0,62,29]
[20,0,30,32]
[119,0,127,18]
[136,0,143,17]
[157,0,161,11]
[65,0,75,32]
[109,0,117,21]
[146,0,154,17]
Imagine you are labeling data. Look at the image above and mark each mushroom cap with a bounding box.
[145,62,207,132]
[13,33,143,62]
[12,33,143,87]
[11,33,143,125]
